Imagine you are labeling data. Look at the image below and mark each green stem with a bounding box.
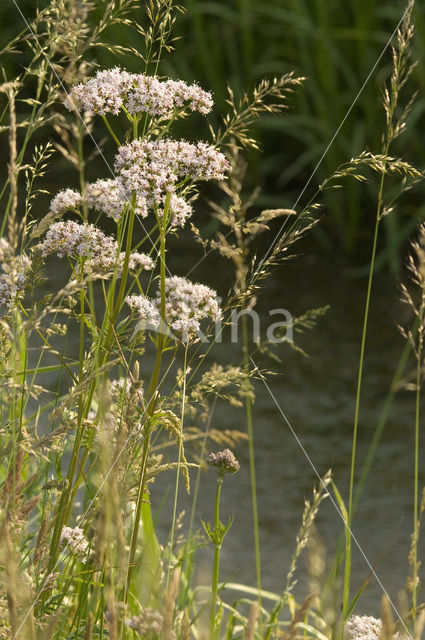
[210,476,223,640]
[102,115,121,146]
[180,398,217,608]
[123,197,170,606]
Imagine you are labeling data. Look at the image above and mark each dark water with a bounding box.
[38,235,424,617]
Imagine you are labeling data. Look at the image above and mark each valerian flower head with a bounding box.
[126,251,154,272]
[161,275,221,335]
[125,609,164,637]
[49,179,192,227]
[126,275,221,340]
[126,295,161,332]
[159,193,192,227]
[85,178,148,222]
[114,139,229,211]
[65,67,133,116]
[0,239,31,308]
[345,616,383,640]
[126,75,213,117]
[66,67,213,119]
[49,188,83,215]
[207,449,240,475]
[40,220,114,260]
[60,526,92,563]
[40,221,152,276]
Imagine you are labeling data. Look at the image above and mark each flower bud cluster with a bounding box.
[207,449,240,475]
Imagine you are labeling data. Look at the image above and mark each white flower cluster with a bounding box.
[126,251,154,273]
[40,220,116,260]
[86,178,147,221]
[57,70,227,230]
[345,616,383,640]
[127,275,220,338]
[49,179,192,227]
[125,609,164,637]
[115,139,229,215]
[159,193,192,227]
[49,188,83,215]
[126,295,160,331]
[66,67,213,118]
[162,275,221,334]
[60,525,91,563]
[40,221,153,275]
[0,239,31,308]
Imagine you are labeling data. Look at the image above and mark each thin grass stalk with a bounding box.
[353,324,416,512]
[46,195,138,582]
[102,114,121,146]
[343,202,381,618]
[344,1,415,609]
[0,62,49,236]
[412,296,423,623]
[242,309,262,615]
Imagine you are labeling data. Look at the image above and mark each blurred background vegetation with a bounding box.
[2,0,425,270]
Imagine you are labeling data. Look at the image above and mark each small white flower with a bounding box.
[49,188,83,215]
[41,220,153,278]
[0,239,31,308]
[127,251,154,272]
[40,220,116,262]
[345,616,383,640]
[65,67,132,116]
[125,609,164,637]
[60,526,91,563]
[86,178,148,222]
[126,295,160,331]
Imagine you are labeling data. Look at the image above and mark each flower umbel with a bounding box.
[49,188,83,215]
[66,68,213,119]
[60,526,91,563]
[86,178,148,222]
[126,275,221,340]
[0,239,31,308]
[40,221,152,276]
[115,139,229,213]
